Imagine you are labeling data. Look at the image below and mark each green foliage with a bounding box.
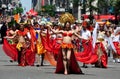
[86,0,98,11]
[114,0,120,10]
[97,0,107,13]
[108,0,120,14]
[12,7,23,15]
[41,5,55,16]
[37,10,41,15]
[8,19,17,28]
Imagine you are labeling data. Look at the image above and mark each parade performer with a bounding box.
[3,25,18,62]
[47,17,83,74]
[75,21,91,68]
[34,22,46,66]
[74,21,98,67]
[93,22,108,68]
[53,25,63,60]
[111,26,120,63]
[16,23,35,66]
[24,20,36,65]
[36,22,57,66]
[25,20,36,52]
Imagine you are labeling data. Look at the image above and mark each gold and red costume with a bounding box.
[16,28,35,66]
[55,43,83,74]
[40,29,82,74]
[35,29,46,55]
[61,43,73,49]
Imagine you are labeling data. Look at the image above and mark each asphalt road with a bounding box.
[0,44,120,79]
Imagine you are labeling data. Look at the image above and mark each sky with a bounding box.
[20,0,32,14]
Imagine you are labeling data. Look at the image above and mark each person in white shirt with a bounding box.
[80,21,91,68]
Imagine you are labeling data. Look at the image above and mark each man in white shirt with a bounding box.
[80,21,91,68]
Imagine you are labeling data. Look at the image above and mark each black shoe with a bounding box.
[82,65,88,68]
[9,60,13,62]
[36,64,40,67]
[84,66,88,68]
[41,64,43,66]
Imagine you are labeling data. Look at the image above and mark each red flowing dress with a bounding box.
[3,39,18,61]
[75,39,98,64]
[17,28,35,66]
[41,30,83,74]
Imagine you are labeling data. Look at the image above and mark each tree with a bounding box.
[84,0,98,23]
[41,5,55,16]
[113,0,120,24]
[12,7,23,15]
[97,0,109,14]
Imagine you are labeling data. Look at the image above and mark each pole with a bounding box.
[78,2,81,21]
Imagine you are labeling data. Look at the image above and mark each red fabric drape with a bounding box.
[55,48,83,74]
[40,30,57,66]
[29,27,36,52]
[41,30,60,54]
[75,39,98,64]
[2,39,18,61]
[25,49,35,66]
[94,42,108,68]
[113,42,120,55]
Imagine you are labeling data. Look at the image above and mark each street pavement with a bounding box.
[0,44,120,79]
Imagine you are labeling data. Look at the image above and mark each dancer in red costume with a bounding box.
[75,21,98,67]
[3,25,18,61]
[94,22,108,68]
[24,21,36,65]
[16,23,35,66]
[47,21,83,75]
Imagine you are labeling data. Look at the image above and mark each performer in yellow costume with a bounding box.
[34,23,46,66]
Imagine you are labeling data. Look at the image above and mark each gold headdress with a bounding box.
[59,12,75,24]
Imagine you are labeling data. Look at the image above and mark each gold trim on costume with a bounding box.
[36,42,46,55]
[61,43,73,49]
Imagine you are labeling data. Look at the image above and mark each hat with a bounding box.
[106,21,111,25]
[82,21,88,26]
